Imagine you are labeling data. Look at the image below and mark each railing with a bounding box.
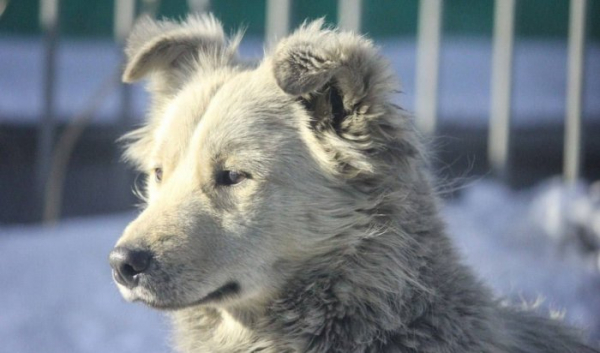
[270,0,590,184]
[412,0,589,183]
[564,0,588,184]
[34,0,590,223]
[488,0,516,180]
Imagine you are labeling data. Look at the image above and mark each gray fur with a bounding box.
[112,15,599,353]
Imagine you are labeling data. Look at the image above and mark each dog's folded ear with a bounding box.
[272,20,417,179]
[272,19,395,102]
[272,37,340,96]
[122,14,240,92]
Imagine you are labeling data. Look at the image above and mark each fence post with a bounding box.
[488,0,516,180]
[187,0,210,14]
[112,0,138,216]
[114,0,136,129]
[37,0,60,222]
[114,0,136,45]
[415,0,443,136]
[337,0,362,32]
[265,0,290,44]
[564,0,588,184]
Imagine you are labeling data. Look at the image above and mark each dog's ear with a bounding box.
[122,14,240,94]
[272,19,395,99]
[272,20,417,179]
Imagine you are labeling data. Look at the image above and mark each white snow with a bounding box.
[444,179,600,342]
[1,179,599,352]
[0,213,169,353]
[1,36,599,126]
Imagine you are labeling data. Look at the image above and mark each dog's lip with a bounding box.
[141,281,241,311]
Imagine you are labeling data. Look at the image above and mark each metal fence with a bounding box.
[34,0,590,223]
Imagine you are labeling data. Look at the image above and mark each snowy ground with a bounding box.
[1,179,599,352]
[1,36,599,126]
[0,213,169,353]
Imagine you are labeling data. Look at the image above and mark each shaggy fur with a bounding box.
[111,14,599,353]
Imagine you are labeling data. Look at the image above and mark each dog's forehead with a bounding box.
[207,68,286,123]
[190,68,298,152]
[152,64,301,172]
[152,69,241,165]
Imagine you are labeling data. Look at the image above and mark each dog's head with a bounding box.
[110,15,422,311]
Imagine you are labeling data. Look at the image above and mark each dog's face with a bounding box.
[110,15,416,311]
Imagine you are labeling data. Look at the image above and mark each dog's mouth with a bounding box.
[138,281,241,311]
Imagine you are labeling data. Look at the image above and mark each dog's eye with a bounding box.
[217,170,247,186]
[154,167,163,183]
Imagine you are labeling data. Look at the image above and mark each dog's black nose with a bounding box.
[109,247,153,289]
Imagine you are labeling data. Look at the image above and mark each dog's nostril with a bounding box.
[121,263,137,278]
[109,247,153,289]
[125,249,152,273]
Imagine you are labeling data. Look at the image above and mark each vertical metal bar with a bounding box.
[114,0,136,128]
[337,0,362,32]
[415,0,443,136]
[0,0,9,17]
[488,0,516,178]
[140,0,160,17]
[564,0,588,184]
[187,0,211,14]
[114,0,136,43]
[38,0,60,222]
[114,0,137,215]
[40,0,59,29]
[265,0,290,44]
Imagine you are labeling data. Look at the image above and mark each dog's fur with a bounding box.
[112,14,599,353]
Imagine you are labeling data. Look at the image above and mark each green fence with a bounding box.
[1,0,599,40]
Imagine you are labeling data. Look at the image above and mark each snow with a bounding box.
[1,36,599,126]
[1,179,599,352]
[445,179,600,342]
[0,213,169,353]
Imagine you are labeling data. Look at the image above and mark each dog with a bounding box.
[109,14,599,353]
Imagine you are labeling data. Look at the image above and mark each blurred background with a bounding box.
[0,1,599,352]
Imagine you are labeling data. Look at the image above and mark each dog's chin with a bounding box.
[114,283,139,302]
[117,281,242,311]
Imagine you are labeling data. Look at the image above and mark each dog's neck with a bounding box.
[256,233,436,352]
